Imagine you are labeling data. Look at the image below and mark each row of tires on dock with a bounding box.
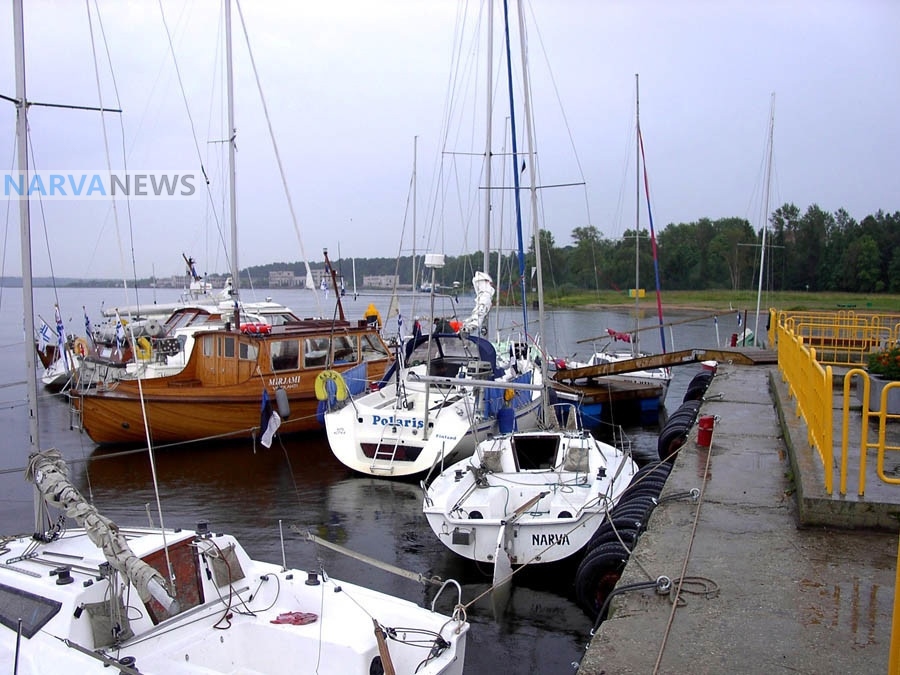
[574,368,716,622]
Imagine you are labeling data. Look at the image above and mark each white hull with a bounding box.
[325,332,544,478]
[569,350,672,397]
[0,526,467,675]
[326,366,542,477]
[423,427,637,565]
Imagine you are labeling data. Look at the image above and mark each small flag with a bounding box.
[83,306,95,347]
[38,320,54,354]
[114,311,125,356]
[736,312,742,327]
[54,305,70,371]
[259,389,281,448]
[54,305,66,348]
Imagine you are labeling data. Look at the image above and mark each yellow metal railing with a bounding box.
[775,320,834,493]
[777,310,900,368]
[840,370,900,494]
[775,310,900,497]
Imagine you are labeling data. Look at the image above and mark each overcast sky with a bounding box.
[1,0,898,280]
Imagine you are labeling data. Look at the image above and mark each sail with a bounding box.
[26,449,179,614]
[461,271,495,333]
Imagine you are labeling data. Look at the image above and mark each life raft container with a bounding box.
[240,322,270,334]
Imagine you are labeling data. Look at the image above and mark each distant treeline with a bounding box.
[253,204,899,296]
[28,204,899,295]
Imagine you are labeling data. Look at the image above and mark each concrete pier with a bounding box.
[578,362,900,674]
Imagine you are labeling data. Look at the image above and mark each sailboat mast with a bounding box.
[633,73,640,352]
[516,0,542,345]
[482,1,494,337]
[411,136,417,297]
[501,0,528,330]
[225,0,240,329]
[13,0,43,535]
[482,1,494,277]
[753,93,776,348]
[13,0,39,460]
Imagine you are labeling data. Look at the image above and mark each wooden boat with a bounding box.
[70,317,393,445]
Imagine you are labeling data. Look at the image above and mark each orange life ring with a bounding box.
[74,337,89,358]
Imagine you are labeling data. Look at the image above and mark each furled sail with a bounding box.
[26,449,179,614]
[461,271,494,333]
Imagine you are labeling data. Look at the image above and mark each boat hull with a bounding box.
[0,526,468,675]
[423,431,637,565]
[326,367,542,477]
[71,322,393,445]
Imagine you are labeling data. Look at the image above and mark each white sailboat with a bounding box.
[323,255,543,478]
[323,7,546,479]
[1,2,468,673]
[422,0,639,599]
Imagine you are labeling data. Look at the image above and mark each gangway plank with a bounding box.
[552,348,777,384]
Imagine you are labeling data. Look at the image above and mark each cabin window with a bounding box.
[223,336,236,358]
[332,335,358,364]
[361,334,390,361]
[239,342,258,361]
[271,339,300,371]
[0,583,62,639]
[304,338,329,368]
[202,335,214,357]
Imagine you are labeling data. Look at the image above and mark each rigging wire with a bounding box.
[156,0,231,281]
[233,0,322,316]
[84,0,174,596]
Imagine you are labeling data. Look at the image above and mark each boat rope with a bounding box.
[652,430,715,674]
[233,0,322,316]
[298,530,444,588]
[373,618,398,675]
[55,636,141,674]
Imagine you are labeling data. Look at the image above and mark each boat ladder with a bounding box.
[368,430,400,474]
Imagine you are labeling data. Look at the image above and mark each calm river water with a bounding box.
[0,285,737,674]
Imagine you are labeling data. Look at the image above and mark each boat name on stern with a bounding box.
[532,533,570,547]
[371,414,424,429]
[268,375,301,389]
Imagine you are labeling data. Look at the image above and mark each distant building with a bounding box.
[269,270,300,287]
[363,274,399,289]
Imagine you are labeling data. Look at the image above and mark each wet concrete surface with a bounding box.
[578,363,900,674]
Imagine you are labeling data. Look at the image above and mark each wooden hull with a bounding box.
[71,322,393,445]
[74,384,331,444]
